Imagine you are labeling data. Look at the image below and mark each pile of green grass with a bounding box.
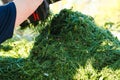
[0,9,120,80]
[31,9,120,79]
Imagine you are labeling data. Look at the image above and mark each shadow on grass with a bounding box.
[0,45,13,51]
[0,57,26,80]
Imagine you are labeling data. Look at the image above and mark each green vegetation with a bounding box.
[0,9,120,80]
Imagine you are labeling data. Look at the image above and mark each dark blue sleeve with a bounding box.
[0,2,16,44]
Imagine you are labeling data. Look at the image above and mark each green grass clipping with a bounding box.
[0,9,120,80]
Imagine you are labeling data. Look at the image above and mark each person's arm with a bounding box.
[13,0,43,26]
[0,0,43,44]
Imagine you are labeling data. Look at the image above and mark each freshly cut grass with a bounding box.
[0,9,120,80]
[31,9,120,79]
